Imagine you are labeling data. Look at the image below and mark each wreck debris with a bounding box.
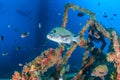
[12,46,64,80]
[11,3,119,80]
[106,31,120,80]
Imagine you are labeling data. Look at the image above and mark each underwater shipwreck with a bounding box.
[11,3,120,80]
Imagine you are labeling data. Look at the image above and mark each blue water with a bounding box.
[0,0,119,79]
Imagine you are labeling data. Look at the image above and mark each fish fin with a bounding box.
[72,36,79,44]
[59,43,65,46]
[66,64,70,72]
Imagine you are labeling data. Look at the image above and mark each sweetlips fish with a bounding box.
[47,27,83,45]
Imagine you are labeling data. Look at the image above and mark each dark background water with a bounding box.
[0,0,119,78]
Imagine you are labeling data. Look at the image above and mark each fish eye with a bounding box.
[53,30,56,33]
